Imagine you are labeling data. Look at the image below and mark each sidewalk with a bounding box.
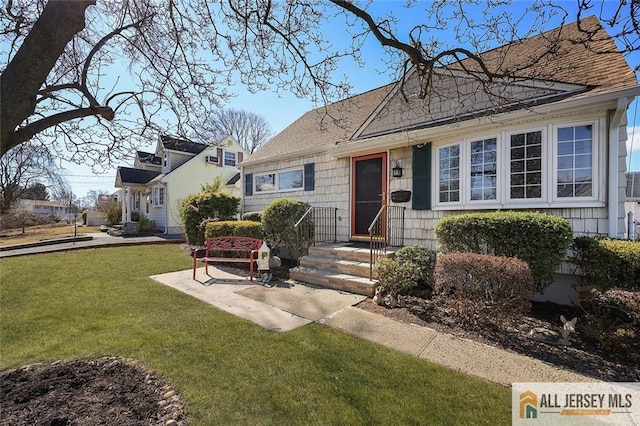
[153,267,595,386]
[0,233,185,258]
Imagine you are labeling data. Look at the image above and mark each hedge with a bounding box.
[180,191,240,245]
[375,245,436,297]
[571,237,640,291]
[435,211,572,291]
[434,252,534,317]
[261,198,310,259]
[204,220,263,240]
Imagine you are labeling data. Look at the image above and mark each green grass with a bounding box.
[1,246,511,425]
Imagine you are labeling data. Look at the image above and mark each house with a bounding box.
[17,199,69,218]
[241,17,640,300]
[115,135,246,234]
[625,171,640,239]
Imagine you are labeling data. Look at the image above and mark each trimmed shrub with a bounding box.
[204,220,263,240]
[434,252,534,318]
[242,211,263,222]
[435,211,572,292]
[202,220,264,259]
[576,286,640,358]
[571,237,640,291]
[131,211,141,222]
[180,191,240,245]
[375,245,436,297]
[261,198,310,259]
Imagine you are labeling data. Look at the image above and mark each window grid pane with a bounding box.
[556,125,592,198]
[439,145,460,202]
[510,131,542,199]
[469,138,497,200]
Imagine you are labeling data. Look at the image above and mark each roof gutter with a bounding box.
[609,97,630,238]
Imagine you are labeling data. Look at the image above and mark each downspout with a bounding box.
[608,97,628,238]
[164,182,169,235]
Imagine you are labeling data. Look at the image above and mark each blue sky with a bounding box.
[60,1,640,197]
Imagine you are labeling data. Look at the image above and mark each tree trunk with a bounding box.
[0,0,95,157]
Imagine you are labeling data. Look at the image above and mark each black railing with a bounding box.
[294,206,338,257]
[368,204,405,279]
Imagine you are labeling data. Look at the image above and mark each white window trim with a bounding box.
[153,186,165,207]
[465,134,501,206]
[505,126,549,205]
[435,141,462,206]
[223,150,237,167]
[432,118,605,210]
[254,167,305,193]
[551,119,601,204]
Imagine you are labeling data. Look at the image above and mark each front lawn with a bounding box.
[0,246,510,425]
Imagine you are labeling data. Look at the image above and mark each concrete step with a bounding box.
[299,255,373,279]
[309,243,397,264]
[289,266,378,297]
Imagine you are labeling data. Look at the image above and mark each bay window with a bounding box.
[434,119,601,209]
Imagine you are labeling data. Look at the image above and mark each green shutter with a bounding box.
[245,173,253,196]
[304,163,315,191]
[412,144,432,210]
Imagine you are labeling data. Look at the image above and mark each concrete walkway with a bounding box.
[153,266,595,386]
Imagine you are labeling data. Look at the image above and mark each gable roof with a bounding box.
[115,167,161,187]
[454,15,636,93]
[160,135,208,154]
[244,85,393,164]
[246,16,637,165]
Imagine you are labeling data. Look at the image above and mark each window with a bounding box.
[153,187,165,206]
[433,119,600,210]
[556,125,593,198]
[510,131,542,199]
[254,168,305,193]
[438,144,460,203]
[279,170,303,190]
[469,138,497,201]
[134,192,140,211]
[224,151,237,167]
[255,174,276,192]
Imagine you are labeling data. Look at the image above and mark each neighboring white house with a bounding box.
[241,16,640,302]
[17,199,69,218]
[115,135,246,234]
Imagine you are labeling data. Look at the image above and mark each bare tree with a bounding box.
[0,141,68,212]
[198,109,272,154]
[1,0,638,166]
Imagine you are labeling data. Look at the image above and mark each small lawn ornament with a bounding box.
[528,315,577,346]
[256,240,273,284]
[373,286,385,305]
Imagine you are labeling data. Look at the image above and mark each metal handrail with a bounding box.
[368,204,405,279]
[294,206,338,258]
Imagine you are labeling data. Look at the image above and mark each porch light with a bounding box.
[392,161,403,178]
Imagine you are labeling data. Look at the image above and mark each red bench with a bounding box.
[192,237,262,280]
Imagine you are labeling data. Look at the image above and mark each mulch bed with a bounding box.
[357,296,640,382]
[0,357,186,426]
